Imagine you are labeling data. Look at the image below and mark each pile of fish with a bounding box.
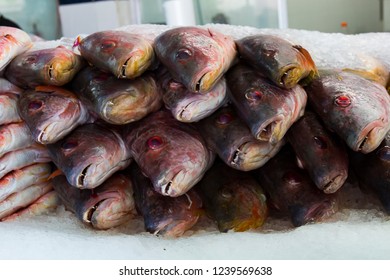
[1,25,389,237]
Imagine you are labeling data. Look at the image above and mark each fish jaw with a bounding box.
[117,47,154,79]
[46,54,84,86]
[278,64,304,89]
[156,168,202,197]
[320,172,348,194]
[354,119,390,153]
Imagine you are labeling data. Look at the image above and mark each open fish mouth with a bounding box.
[356,120,389,153]
[77,164,92,187]
[158,170,186,197]
[230,141,251,167]
[84,199,105,223]
[280,65,302,88]
[255,115,284,144]
[194,70,221,93]
[48,64,54,80]
[120,57,132,78]
[321,174,347,194]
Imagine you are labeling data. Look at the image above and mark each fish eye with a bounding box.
[28,100,43,111]
[61,140,78,150]
[216,112,233,125]
[283,171,303,187]
[219,188,233,201]
[263,49,277,57]
[245,89,263,102]
[100,40,116,51]
[377,146,390,162]
[4,34,13,39]
[147,136,164,150]
[175,48,192,60]
[313,136,328,149]
[334,95,351,107]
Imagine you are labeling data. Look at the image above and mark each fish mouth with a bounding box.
[77,164,92,188]
[37,122,60,144]
[119,49,151,79]
[158,170,187,197]
[102,93,138,124]
[321,173,347,194]
[84,199,104,224]
[255,115,284,144]
[230,141,252,168]
[194,70,221,93]
[356,119,388,153]
[177,101,195,122]
[280,65,302,88]
[48,64,54,80]
[290,199,336,227]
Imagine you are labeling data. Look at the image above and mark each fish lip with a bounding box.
[84,199,105,224]
[321,174,347,194]
[195,72,207,92]
[48,64,54,80]
[119,56,132,78]
[77,164,92,188]
[255,115,284,144]
[279,64,300,88]
[355,119,388,153]
[193,69,221,93]
[158,170,183,197]
[230,141,251,167]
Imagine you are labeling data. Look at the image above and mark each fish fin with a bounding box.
[293,45,319,85]
[48,169,64,180]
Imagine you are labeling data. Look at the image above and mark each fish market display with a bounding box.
[226,63,307,144]
[0,122,34,158]
[155,26,236,93]
[306,69,390,153]
[18,86,90,144]
[75,30,156,79]
[236,34,318,88]
[0,93,22,125]
[124,110,214,197]
[350,133,390,213]
[0,24,389,237]
[0,26,32,71]
[131,164,202,237]
[5,46,85,88]
[159,69,227,122]
[197,160,268,232]
[52,173,136,229]
[47,123,131,189]
[71,67,162,124]
[287,111,349,193]
[253,147,338,227]
[197,105,284,171]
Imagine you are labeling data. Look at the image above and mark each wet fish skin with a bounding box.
[253,146,338,227]
[306,69,390,153]
[350,133,390,214]
[76,30,156,79]
[0,93,22,125]
[0,122,34,158]
[155,26,236,93]
[52,173,136,230]
[5,46,85,89]
[2,191,59,221]
[0,163,51,202]
[0,181,52,220]
[159,69,227,122]
[197,105,284,171]
[71,67,162,125]
[236,34,318,88]
[0,78,22,94]
[130,164,202,237]
[47,123,131,189]
[226,63,307,144]
[288,111,349,193]
[18,85,90,144]
[0,26,32,71]
[197,160,268,232]
[124,110,214,197]
[0,144,51,180]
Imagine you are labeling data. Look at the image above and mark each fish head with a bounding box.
[48,124,130,189]
[79,174,135,229]
[211,179,268,232]
[79,31,155,79]
[18,86,87,144]
[156,27,234,93]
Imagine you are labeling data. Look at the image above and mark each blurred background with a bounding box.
[0,0,389,39]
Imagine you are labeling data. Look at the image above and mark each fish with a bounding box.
[47,123,131,189]
[75,30,156,79]
[0,163,51,202]
[0,93,22,125]
[287,111,349,193]
[253,146,338,227]
[130,164,202,237]
[306,69,390,153]
[197,160,268,232]
[17,85,90,144]
[159,69,227,122]
[0,144,51,180]
[0,181,52,220]
[71,67,162,125]
[2,191,60,221]
[236,34,318,89]
[226,63,307,144]
[155,26,237,93]
[124,110,214,197]
[0,78,22,94]
[0,26,32,71]
[4,46,85,89]
[52,173,136,230]
[0,122,34,158]
[196,105,284,171]
[350,133,390,213]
